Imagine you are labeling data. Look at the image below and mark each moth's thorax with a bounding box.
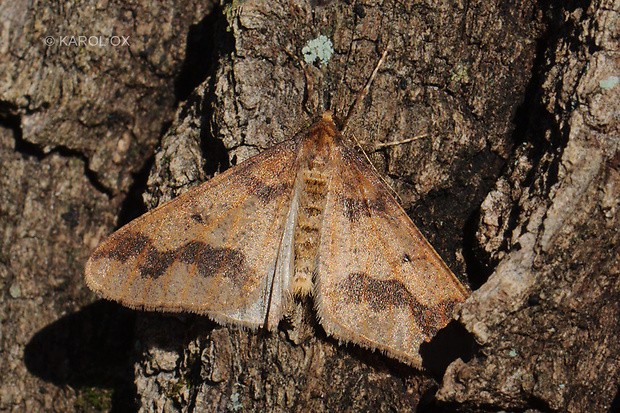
[291,112,340,296]
[300,111,342,168]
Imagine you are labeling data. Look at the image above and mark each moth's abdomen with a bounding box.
[292,167,329,295]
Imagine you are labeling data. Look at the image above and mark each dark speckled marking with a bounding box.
[340,272,457,337]
[246,175,292,204]
[140,247,176,278]
[230,147,294,204]
[190,213,204,224]
[340,196,387,222]
[91,232,150,262]
[178,240,248,282]
[92,231,250,282]
[342,198,371,222]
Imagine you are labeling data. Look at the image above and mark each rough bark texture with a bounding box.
[1,0,617,412]
[0,0,215,411]
[438,0,620,411]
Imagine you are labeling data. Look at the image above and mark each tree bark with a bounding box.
[438,0,620,411]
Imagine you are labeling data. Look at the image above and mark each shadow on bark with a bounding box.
[24,301,139,412]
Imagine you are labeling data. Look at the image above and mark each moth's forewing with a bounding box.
[85,137,302,329]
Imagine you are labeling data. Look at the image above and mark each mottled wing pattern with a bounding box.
[315,143,468,366]
[86,138,302,329]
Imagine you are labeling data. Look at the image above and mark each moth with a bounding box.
[85,111,468,367]
[85,56,468,367]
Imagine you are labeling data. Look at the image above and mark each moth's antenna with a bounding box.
[342,46,389,133]
[301,63,319,116]
[371,133,427,148]
[285,48,317,117]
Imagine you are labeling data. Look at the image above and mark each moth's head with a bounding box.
[312,111,343,139]
[301,111,345,159]
[320,110,345,132]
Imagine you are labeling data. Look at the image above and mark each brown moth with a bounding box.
[85,108,468,367]
[86,45,469,366]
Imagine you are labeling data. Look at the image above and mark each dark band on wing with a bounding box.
[339,272,458,337]
[91,231,252,283]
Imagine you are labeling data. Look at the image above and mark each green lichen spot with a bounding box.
[599,75,619,90]
[302,35,334,66]
[451,64,469,83]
